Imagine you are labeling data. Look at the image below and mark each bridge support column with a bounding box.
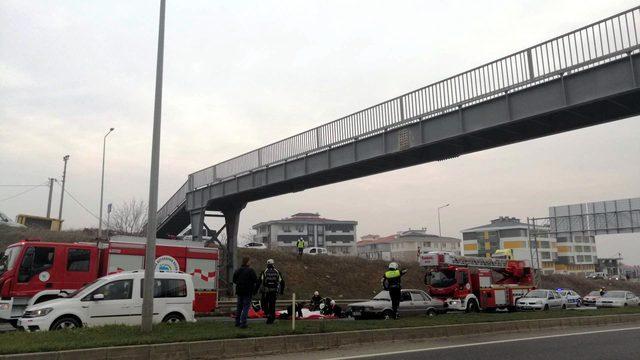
[189,208,206,241]
[222,202,246,296]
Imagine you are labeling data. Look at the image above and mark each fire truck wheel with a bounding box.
[50,316,81,331]
[465,300,479,313]
[162,312,185,324]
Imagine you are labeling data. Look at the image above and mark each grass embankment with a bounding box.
[2,307,640,355]
[0,227,92,250]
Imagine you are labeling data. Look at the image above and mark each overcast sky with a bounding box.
[1,1,639,262]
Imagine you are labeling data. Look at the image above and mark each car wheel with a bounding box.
[624,303,628,307]
[561,304,567,310]
[7,320,18,329]
[353,316,362,320]
[162,313,185,324]
[543,304,549,311]
[465,300,479,313]
[576,300,581,307]
[50,316,81,331]
[426,308,437,317]
[382,310,394,320]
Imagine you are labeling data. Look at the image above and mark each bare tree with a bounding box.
[110,198,148,235]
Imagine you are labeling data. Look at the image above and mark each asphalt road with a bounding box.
[334,327,640,360]
[243,323,640,360]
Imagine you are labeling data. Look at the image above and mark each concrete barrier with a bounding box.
[3,313,640,360]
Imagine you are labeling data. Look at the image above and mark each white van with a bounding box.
[304,247,328,255]
[17,271,195,331]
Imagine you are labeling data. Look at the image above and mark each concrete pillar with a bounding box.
[222,202,246,296]
[190,208,205,241]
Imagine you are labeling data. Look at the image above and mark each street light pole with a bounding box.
[98,128,115,239]
[142,0,166,333]
[437,203,450,237]
[58,155,70,221]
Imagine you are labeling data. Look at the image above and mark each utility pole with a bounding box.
[142,0,166,333]
[107,203,112,240]
[98,128,115,239]
[58,155,70,220]
[46,178,55,218]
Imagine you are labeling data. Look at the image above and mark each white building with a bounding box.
[252,213,358,256]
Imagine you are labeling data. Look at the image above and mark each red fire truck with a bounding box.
[0,236,218,327]
[420,252,534,312]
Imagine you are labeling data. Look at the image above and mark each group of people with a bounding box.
[232,256,284,328]
[232,256,407,328]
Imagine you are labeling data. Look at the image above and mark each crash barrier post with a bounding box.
[292,292,296,331]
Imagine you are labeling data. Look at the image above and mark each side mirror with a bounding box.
[92,293,105,301]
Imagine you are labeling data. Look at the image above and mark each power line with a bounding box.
[0,182,48,202]
[54,182,100,221]
[0,184,50,187]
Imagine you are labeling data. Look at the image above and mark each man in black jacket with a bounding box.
[258,258,285,324]
[232,256,258,328]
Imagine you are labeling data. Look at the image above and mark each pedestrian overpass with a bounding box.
[156,7,640,286]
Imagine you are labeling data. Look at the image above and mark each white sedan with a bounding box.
[516,289,567,311]
[244,242,267,250]
[596,291,640,308]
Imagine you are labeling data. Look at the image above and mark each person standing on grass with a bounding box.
[258,258,285,324]
[232,256,258,329]
[296,237,306,257]
[382,262,407,320]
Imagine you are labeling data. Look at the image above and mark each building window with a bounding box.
[557,237,568,243]
[541,252,551,259]
[423,242,431,248]
[462,232,477,240]
[296,225,305,232]
[499,229,526,238]
[282,225,291,232]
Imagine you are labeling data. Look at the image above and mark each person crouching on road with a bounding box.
[296,237,305,257]
[382,262,407,320]
[232,256,258,329]
[258,258,285,324]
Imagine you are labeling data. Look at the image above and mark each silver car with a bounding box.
[596,291,640,308]
[516,289,567,311]
[347,289,444,320]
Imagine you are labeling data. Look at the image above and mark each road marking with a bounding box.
[324,326,640,359]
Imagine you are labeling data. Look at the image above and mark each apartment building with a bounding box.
[357,234,393,261]
[252,212,358,256]
[461,216,558,274]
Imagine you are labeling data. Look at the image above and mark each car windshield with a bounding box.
[0,246,22,276]
[587,291,600,296]
[602,291,626,299]
[70,278,103,298]
[524,290,548,298]
[372,291,390,301]
[425,270,456,288]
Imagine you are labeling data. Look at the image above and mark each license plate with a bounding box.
[352,311,361,316]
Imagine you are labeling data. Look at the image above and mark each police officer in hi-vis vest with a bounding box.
[382,262,408,319]
[296,237,305,257]
[258,259,285,324]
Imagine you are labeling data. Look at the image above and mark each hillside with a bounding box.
[0,227,92,250]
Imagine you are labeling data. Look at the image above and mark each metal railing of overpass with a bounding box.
[158,6,640,227]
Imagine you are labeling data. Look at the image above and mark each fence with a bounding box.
[159,7,640,227]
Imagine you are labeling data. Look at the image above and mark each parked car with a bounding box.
[516,289,567,311]
[244,242,267,250]
[596,290,640,308]
[17,271,195,331]
[585,272,606,280]
[557,289,582,307]
[582,290,603,307]
[347,289,444,320]
[304,247,328,255]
